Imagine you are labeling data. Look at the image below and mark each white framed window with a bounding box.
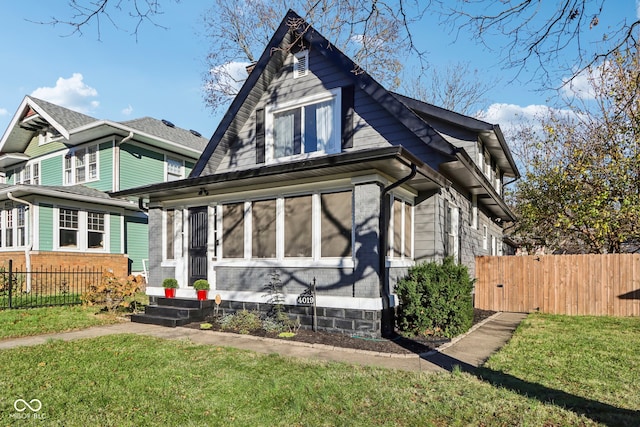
[293,50,309,78]
[491,235,497,256]
[388,196,413,260]
[64,145,99,185]
[57,207,108,251]
[0,204,28,248]
[166,157,183,181]
[87,212,105,249]
[482,225,488,250]
[495,166,502,194]
[470,194,478,229]
[445,201,460,262]
[13,162,40,185]
[219,189,353,262]
[265,88,341,163]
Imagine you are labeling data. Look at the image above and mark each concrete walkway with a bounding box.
[0,312,527,372]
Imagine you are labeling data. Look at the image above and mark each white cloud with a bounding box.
[31,73,99,114]
[208,61,250,94]
[121,105,134,116]
[477,103,553,135]
[0,108,7,116]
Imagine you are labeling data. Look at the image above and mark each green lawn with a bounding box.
[0,311,638,426]
[0,305,119,339]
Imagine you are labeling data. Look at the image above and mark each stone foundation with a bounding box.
[215,300,382,337]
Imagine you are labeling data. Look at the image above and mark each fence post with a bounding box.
[8,259,13,309]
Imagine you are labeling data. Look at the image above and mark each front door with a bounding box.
[188,207,208,286]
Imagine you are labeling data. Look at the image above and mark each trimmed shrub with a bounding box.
[395,257,474,338]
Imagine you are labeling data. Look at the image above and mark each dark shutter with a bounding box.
[256,108,265,164]
[341,84,354,149]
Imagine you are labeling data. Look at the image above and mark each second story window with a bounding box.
[64,145,98,185]
[13,163,40,185]
[266,89,341,162]
[166,157,183,181]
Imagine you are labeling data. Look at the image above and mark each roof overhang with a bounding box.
[0,185,140,210]
[0,153,31,169]
[112,147,450,201]
[68,121,203,157]
[440,150,517,221]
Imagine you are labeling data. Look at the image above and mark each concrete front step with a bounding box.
[131,297,214,328]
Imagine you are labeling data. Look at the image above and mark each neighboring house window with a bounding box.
[165,209,175,260]
[482,225,488,250]
[265,88,341,162]
[483,149,491,177]
[477,141,483,169]
[17,206,25,247]
[491,235,497,256]
[389,197,413,260]
[60,208,79,247]
[495,166,501,195]
[57,208,108,250]
[13,163,39,185]
[166,157,183,181]
[87,212,105,249]
[444,201,460,262]
[293,50,309,78]
[64,145,98,184]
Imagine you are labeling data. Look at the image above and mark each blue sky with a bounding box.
[0,1,636,140]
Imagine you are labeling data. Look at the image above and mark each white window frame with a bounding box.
[217,188,354,266]
[0,204,28,249]
[166,157,184,181]
[470,194,478,229]
[55,207,109,252]
[63,144,99,185]
[387,195,414,262]
[13,162,40,185]
[482,224,488,250]
[264,88,342,164]
[293,50,309,78]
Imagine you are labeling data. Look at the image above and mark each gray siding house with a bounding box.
[115,10,519,336]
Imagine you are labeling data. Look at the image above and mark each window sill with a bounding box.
[214,258,355,269]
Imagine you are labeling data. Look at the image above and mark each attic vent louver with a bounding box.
[161,119,175,128]
[293,50,308,78]
[190,129,202,137]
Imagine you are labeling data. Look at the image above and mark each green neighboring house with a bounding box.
[0,96,207,274]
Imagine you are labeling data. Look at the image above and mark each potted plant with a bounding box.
[162,278,178,298]
[193,279,210,301]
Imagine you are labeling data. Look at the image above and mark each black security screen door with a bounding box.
[188,207,208,286]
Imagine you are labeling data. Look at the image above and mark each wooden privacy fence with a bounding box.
[475,254,640,316]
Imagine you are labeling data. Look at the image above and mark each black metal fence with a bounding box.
[0,260,103,309]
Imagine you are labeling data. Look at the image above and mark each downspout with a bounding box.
[7,192,33,293]
[114,131,134,192]
[379,163,417,337]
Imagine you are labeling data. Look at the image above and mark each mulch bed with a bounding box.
[183,309,497,355]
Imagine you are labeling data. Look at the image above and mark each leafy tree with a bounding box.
[508,44,640,253]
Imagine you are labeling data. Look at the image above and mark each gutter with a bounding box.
[7,192,33,293]
[379,163,417,337]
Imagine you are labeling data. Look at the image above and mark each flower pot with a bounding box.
[164,288,176,298]
[196,289,208,301]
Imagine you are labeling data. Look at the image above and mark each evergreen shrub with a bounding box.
[395,257,474,338]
